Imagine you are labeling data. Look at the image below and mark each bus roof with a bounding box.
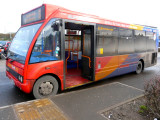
[22,4,157,32]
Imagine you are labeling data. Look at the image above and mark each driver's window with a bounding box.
[29,19,61,63]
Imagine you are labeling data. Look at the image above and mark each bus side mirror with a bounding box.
[51,20,62,31]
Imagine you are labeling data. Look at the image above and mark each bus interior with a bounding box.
[64,22,94,88]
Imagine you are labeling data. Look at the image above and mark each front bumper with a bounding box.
[6,71,35,93]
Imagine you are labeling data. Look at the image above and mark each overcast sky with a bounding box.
[0,0,159,33]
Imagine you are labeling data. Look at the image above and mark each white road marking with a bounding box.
[116,82,144,92]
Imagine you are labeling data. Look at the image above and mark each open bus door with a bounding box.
[64,22,95,88]
[81,26,95,80]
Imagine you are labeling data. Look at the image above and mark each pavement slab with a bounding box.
[0,99,69,120]
[13,99,68,120]
[51,82,143,120]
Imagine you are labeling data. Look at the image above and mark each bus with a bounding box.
[6,4,159,99]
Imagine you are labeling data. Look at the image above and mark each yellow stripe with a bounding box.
[129,24,143,30]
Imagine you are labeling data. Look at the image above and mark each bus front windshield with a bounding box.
[8,23,42,64]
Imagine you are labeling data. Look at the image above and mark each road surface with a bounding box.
[0,55,160,107]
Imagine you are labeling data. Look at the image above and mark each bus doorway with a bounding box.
[64,22,95,88]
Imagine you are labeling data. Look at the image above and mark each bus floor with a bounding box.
[65,68,90,88]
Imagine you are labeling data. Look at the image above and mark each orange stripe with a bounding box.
[119,61,138,68]
[95,55,128,81]
[119,64,129,68]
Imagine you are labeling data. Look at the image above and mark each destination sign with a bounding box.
[21,5,45,25]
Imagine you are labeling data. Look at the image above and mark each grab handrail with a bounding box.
[82,55,91,68]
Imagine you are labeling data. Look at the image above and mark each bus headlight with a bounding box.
[18,75,23,83]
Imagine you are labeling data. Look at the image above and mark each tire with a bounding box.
[33,75,59,99]
[136,61,143,74]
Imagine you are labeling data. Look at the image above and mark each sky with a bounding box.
[0,0,159,33]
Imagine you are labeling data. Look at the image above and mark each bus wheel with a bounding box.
[136,61,143,74]
[33,75,58,99]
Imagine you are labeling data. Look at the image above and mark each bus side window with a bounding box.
[134,30,146,53]
[96,25,118,56]
[29,19,61,63]
[146,31,156,52]
[118,29,134,54]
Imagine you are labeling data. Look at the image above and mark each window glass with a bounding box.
[118,28,134,54]
[30,19,61,63]
[8,23,42,64]
[83,29,91,56]
[135,30,145,36]
[146,32,156,52]
[134,30,146,52]
[96,25,118,56]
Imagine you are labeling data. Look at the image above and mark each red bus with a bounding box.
[6,4,159,98]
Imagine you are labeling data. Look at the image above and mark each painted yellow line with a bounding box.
[13,99,68,120]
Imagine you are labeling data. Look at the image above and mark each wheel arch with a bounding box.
[139,59,144,70]
[33,73,63,92]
